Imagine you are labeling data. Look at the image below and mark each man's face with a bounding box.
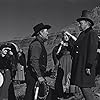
[40,29,49,40]
[78,20,88,31]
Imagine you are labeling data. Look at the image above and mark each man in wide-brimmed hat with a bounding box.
[24,23,53,100]
[31,22,51,37]
[69,10,98,100]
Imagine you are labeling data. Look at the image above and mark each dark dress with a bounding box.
[52,41,73,98]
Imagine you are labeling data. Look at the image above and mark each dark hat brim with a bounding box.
[32,25,51,37]
[76,17,94,26]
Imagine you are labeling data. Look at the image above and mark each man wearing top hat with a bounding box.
[68,10,98,100]
[24,23,52,100]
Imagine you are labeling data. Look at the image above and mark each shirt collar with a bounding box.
[37,36,44,44]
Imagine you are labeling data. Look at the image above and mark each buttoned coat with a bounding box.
[70,27,98,87]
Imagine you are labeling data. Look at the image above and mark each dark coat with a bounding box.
[27,37,47,78]
[96,52,100,75]
[18,51,26,67]
[96,41,100,75]
[0,56,6,70]
[25,37,54,100]
[70,27,98,88]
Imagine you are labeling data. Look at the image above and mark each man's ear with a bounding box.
[39,30,42,34]
[39,31,43,37]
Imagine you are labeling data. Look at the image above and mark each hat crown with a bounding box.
[32,23,51,37]
[81,10,92,18]
[33,23,44,33]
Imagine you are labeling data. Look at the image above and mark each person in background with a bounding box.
[7,42,27,99]
[0,43,18,100]
[52,31,75,99]
[96,38,100,76]
[0,45,12,100]
[69,10,98,100]
[24,23,52,100]
[16,49,26,82]
[17,49,26,68]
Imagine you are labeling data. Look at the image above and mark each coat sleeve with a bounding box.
[30,41,42,77]
[19,52,26,67]
[0,56,5,70]
[52,44,64,65]
[52,46,58,65]
[87,30,98,68]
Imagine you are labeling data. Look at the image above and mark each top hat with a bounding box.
[32,23,51,37]
[76,10,94,26]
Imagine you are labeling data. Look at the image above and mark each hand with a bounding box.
[85,68,91,75]
[38,77,45,83]
[65,31,77,41]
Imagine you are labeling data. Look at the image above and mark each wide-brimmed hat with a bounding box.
[32,23,51,37]
[76,10,94,26]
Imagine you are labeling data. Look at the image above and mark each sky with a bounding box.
[0,0,99,42]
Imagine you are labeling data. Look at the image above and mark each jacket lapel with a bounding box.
[75,31,85,45]
[75,27,92,46]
